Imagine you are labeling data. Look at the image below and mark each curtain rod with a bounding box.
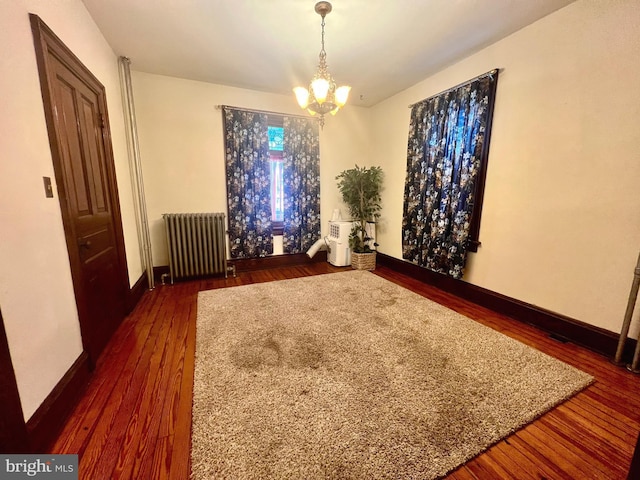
[408,68,500,108]
[215,104,312,121]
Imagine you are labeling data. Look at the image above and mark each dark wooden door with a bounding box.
[31,15,129,365]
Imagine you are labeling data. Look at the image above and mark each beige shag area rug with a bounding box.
[192,271,593,479]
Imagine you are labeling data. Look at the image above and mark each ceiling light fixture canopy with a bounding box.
[294,1,350,128]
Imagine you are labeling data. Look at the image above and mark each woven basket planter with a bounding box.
[351,252,376,271]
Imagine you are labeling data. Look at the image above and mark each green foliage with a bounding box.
[335,165,384,253]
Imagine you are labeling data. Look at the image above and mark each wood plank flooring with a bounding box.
[50,263,640,479]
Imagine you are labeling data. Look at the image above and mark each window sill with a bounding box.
[272,221,284,236]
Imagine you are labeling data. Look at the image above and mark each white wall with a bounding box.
[370,0,640,336]
[132,71,371,265]
[0,0,141,420]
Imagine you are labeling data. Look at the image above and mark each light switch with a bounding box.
[43,176,54,198]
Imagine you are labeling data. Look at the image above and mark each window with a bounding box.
[402,70,498,278]
[268,119,284,235]
[268,124,284,223]
[223,106,320,257]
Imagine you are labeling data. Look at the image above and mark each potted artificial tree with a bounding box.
[336,165,384,270]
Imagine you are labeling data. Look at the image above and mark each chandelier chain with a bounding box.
[319,15,326,62]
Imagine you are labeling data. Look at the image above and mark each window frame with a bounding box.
[466,75,499,252]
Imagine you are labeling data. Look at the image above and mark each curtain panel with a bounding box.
[282,116,321,254]
[222,107,273,258]
[402,71,498,278]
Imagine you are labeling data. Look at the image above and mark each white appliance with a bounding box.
[327,221,352,266]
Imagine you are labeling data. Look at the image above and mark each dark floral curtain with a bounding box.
[282,116,321,254]
[223,107,273,258]
[402,71,498,279]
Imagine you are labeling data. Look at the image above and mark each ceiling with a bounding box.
[82,0,576,107]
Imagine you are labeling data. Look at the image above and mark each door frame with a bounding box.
[30,14,129,366]
[0,308,30,453]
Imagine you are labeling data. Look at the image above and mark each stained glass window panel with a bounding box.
[268,126,284,151]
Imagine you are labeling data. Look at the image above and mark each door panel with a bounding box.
[79,98,107,213]
[56,78,91,215]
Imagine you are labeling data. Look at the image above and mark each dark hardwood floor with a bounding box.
[50,263,640,479]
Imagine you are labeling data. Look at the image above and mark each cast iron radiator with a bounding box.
[162,213,228,284]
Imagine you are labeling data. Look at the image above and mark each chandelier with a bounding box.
[293,1,351,128]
